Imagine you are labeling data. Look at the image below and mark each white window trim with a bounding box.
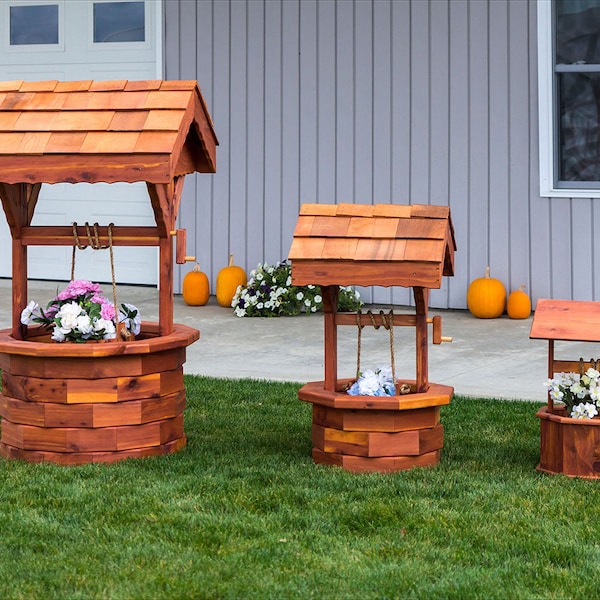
[537,0,600,198]
[2,1,65,54]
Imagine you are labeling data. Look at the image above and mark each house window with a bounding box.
[10,4,59,45]
[538,0,600,197]
[93,1,144,43]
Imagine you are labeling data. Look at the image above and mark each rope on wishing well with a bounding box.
[355,308,397,393]
[71,222,131,341]
[580,357,599,374]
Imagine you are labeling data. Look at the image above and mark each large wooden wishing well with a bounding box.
[0,79,218,464]
[288,203,456,473]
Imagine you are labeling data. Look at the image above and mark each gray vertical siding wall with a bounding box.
[164,0,588,310]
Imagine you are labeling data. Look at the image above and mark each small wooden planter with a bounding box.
[530,299,600,479]
[0,322,198,465]
[300,379,453,473]
[537,405,600,479]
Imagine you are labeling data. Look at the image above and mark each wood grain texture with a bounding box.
[288,203,456,289]
[0,79,218,183]
[537,406,600,479]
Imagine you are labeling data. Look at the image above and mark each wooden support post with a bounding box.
[413,287,430,393]
[12,238,27,340]
[548,339,554,412]
[322,285,339,392]
[159,237,174,336]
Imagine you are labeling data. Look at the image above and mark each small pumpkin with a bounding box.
[182,263,210,306]
[216,254,247,307]
[467,266,506,318]
[507,284,531,319]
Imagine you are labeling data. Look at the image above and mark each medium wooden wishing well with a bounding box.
[0,79,218,464]
[288,203,456,473]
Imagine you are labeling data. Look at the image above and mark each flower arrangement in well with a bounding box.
[346,366,396,396]
[20,279,141,343]
[231,260,363,317]
[544,368,600,419]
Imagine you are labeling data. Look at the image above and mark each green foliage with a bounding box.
[232,260,363,317]
[0,379,597,599]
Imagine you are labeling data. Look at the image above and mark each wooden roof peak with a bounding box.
[288,203,456,289]
[0,79,218,185]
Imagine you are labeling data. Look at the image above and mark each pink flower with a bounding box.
[100,300,116,321]
[56,280,101,301]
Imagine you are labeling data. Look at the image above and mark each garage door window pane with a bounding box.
[93,2,144,43]
[10,4,59,45]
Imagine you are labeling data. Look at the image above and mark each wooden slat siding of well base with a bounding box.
[4,414,184,453]
[312,404,440,433]
[312,423,444,458]
[2,368,183,404]
[0,324,197,359]
[117,414,184,451]
[20,225,161,247]
[0,395,46,426]
[0,346,187,379]
[537,406,600,478]
[311,448,441,473]
[290,260,443,288]
[298,381,453,410]
[530,299,600,343]
[0,436,186,466]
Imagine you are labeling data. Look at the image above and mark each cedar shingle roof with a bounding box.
[288,203,456,288]
[0,79,218,184]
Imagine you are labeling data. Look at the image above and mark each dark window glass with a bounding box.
[93,1,145,43]
[555,1,600,183]
[10,4,59,45]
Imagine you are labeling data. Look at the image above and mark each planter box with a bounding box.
[299,379,453,473]
[0,322,198,465]
[537,405,600,478]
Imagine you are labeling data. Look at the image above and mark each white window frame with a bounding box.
[538,0,600,198]
[89,0,152,52]
[2,1,65,54]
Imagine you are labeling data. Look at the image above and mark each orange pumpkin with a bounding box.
[467,266,506,318]
[216,254,247,307]
[182,264,210,306]
[507,285,531,319]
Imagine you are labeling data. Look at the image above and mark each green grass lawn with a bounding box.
[0,376,598,599]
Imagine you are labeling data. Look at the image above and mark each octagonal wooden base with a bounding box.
[0,322,199,465]
[299,379,453,473]
[537,405,600,479]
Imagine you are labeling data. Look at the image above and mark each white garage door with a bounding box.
[0,0,161,285]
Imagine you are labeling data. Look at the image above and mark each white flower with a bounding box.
[76,314,93,337]
[20,300,39,325]
[296,292,304,300]
[571,402,598,420]
[51,326,67,342]
[314,295,322,304]
[96,319,116,339]
[57,301,83,331]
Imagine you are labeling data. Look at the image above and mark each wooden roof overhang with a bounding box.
[288,203,456,289]
[288,203,456,393]
[0,79,218,339]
